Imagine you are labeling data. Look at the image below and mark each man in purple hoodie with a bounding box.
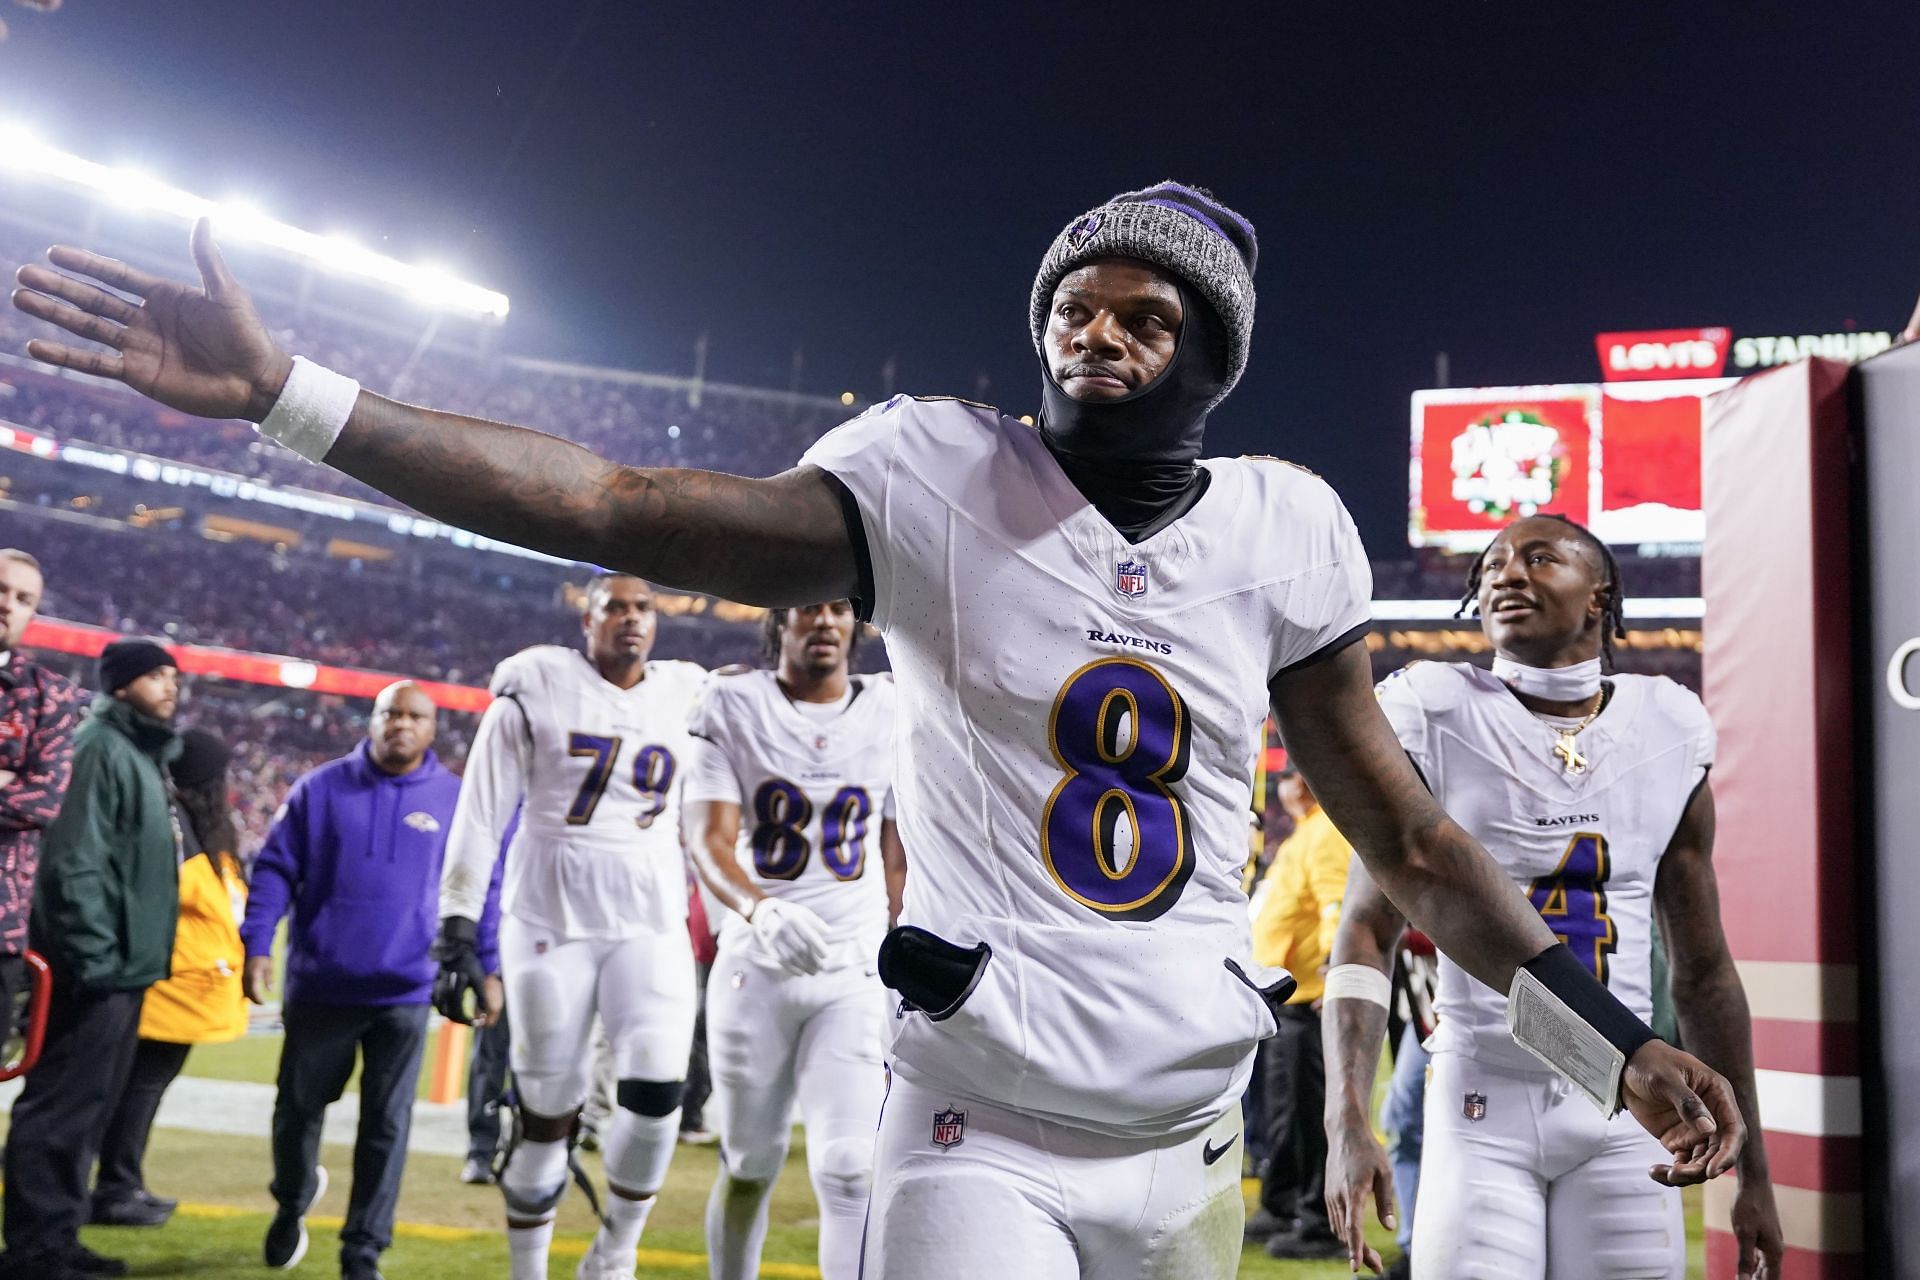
[239,682,470,1280]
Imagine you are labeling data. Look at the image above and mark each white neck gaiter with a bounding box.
[1492,654,1602,701]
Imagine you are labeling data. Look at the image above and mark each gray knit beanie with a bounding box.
[1029,182,1259,400]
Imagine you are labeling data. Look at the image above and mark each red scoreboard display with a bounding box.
[1409,379,1732,550]
[1410,324,1897,550]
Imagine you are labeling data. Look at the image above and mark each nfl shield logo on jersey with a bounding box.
[930,1107,966,1149]
[1463,1091,1488,1122]
[1115,558,1149,599]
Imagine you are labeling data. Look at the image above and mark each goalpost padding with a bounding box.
[1699,358,1862,1280]
[1852,339,1920,1278]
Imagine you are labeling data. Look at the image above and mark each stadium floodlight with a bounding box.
[0,122,509,320]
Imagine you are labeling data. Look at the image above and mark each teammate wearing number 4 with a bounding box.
[683,602,903,1280]
[1323,516,1784,1280]
[433,575,704,1280]
[14,181,1747,1279]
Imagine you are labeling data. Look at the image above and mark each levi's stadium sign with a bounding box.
[1595,329,1731,381]
[1595,326,1896,381]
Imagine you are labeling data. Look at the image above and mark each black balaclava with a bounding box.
[1038,287,1230,542]
[1027,183,1259,544]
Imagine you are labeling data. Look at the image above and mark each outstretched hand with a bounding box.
[1621,1040,1745,1185]
[11,218,292,422]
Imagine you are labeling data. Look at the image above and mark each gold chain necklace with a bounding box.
[1547,691,1606,775]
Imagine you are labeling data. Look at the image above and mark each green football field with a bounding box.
[7,1032,1705,1278]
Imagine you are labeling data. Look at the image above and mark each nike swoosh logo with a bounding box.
[1201,1134,1237,1166]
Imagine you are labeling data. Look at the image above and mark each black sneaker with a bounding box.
[342,1259,386,1280]
[1265,1227,1347,1261]
[263,1208,309,1270]
[137,1189,179,1215]
[62,1244,129,1277]
[265,1164,326,1269]
[1241,1207,1290,1241]
[0,1249,89,1280]
[87,1194,173,1227]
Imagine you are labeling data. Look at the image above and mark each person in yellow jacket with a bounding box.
[89,728,247,1228]
[1244,762,1352,1261]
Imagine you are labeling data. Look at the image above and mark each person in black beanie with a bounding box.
[0,638,181,1280]
[19,186,1749,1280]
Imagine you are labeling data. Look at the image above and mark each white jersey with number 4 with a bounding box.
[801,395,1373,1137]
[684,668,897,964]
[440,645,706,939]
[1375,661,1715,1072]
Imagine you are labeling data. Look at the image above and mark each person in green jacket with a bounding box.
[0,638,182,1280]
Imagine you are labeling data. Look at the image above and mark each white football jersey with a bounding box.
[683,668,897,963]
[440,645,706,939]
[801,396,1372,1136]
[1375,661,1715,1072]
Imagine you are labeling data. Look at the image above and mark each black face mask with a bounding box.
[1037,288,1230,543]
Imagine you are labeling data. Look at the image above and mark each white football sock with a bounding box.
[705,1170,776,1280]
[507,1219,555,1280]
[601,1108,680,1197]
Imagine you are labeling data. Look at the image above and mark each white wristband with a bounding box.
[257,356,360,462]
[1323,963,1392,1008]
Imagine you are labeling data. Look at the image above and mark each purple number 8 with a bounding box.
[1040,658,1194,920]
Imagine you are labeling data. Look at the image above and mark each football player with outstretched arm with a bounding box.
[432,576,705,1280]
[683,601,902,1280]
[14,184,1743,1277]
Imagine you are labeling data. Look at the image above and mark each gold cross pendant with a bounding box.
[1552,732,1588,775]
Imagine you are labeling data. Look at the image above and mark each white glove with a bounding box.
[750,898,833,975]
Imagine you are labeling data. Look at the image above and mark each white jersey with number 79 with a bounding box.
[440,645,707,939]
[801,395,1372,1137]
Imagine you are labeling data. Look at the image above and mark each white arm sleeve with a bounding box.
[1267,481,1375,676]
[1373,666,1435,782]
[439,694,532,922]
[682,731,747,807]
[799,399,907,630]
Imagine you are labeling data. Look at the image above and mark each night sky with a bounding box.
[3,2,1916,552]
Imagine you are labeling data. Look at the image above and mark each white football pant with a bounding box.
[1413,1049,1684,1280]
[706,945,887,1280]
[862,1068,1245,1279]
[498,914,698,1117]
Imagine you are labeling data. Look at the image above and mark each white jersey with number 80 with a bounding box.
[684,668,897,964]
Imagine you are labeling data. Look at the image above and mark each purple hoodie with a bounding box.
[241,741,463,1006]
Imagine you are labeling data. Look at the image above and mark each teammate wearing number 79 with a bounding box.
[433,575,706,1280]
[14,180,1749,1279]
[1323,516,1784,1280]
[681,601,903,1280]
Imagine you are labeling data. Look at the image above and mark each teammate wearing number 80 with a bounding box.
[1323,516,1784,1280]
[681,601,902,1280]
[435,575,707,1280]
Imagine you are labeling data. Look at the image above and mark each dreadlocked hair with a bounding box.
[1454,514,1628,669]
[760,605,861,665]
[760,608,787,663]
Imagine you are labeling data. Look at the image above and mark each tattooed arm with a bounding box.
[1320,854,1407,1276]
[11,221,856,606]
[1655,781,1784,1280]
[1270,642,1744,1185]
[1270,644,1556,989]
